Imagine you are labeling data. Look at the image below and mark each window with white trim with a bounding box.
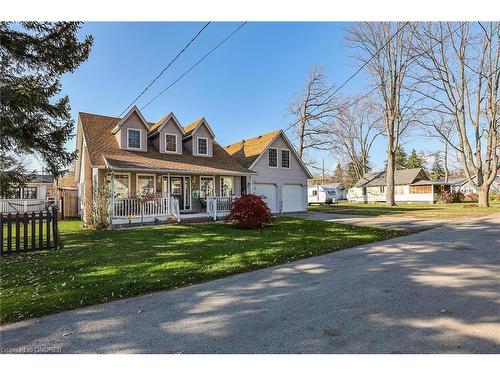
[198,138,208,155]
[127,129,141,149]
[268,148,278,167]
[200,177,214,198]
[114,174,129,198]
[137,175,155,196]
[281,149,290,168]
[22,187,37,199]
[220,177,233,197]
[165,134,177,153]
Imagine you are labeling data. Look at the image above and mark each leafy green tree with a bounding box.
[0,22,93,197]
[407,149,426,169]
[430,152,445,180]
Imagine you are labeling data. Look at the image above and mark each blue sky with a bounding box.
[53,22,441,174]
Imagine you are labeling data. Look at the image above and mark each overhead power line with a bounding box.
[287,21,471,147]
[141,22,247,111]
[117,22,211,118]
[283,21,410,136]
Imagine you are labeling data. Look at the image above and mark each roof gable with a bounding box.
[111,106,150,135]
[183,117,216,139]
[148,112,184,136]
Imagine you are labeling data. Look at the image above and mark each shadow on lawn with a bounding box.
[1,215,499,353]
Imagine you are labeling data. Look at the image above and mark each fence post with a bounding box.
[31,212,35,251]
[53,207,58,250]
[7,213,12,255]
[23,212,28,252]
[46,209,51,248]
[0,213,3,256]
[39,211,43,250]
[15,212,20,253]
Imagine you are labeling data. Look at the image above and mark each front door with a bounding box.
[170,177,184,210]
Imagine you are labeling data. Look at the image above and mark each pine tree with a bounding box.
[430,152,445,180]
[0,22,93,197]
[332,163,345,184]
[407,149,426,169]
[385,144,408,170]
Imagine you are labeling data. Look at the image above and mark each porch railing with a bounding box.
[112,197,180,222]
[206,196,236,214]
[0,199,55,213]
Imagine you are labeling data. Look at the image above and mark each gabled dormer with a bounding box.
[111,106,150,152]
[148,112,184,155]
[183,117,216,157]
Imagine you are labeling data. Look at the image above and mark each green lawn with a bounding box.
[308,202,500,219]
[0,218,401,324]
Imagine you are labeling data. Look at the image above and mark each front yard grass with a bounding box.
[308,201,500,219]
[0,218,402,324]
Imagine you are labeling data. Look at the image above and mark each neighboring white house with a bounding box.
[308,183,346,204]
[450,173,500,194]
[0,174,55,213]
[347,168,452,204]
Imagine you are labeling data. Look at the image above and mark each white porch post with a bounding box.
[167,173,170,197]
[110,172,115,221]
[431,184,434,204]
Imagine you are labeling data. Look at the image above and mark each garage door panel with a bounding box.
[282,184,304,212]
[255,184,278,213]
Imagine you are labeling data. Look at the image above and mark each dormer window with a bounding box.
[127,129,141,150]
[165,133,177,153]
[197,137,208,155]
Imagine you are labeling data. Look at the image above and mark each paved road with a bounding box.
[290,211,453,232]
[1,215,499,353]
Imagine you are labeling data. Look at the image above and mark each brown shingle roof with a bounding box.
[224,130,281,168]
[355,168,428,187]
[183,118,203,136]
[148,113,172,134]
[79,112,255,175]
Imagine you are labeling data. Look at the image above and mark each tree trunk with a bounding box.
[478,185,490,208]
[444,142,449,183]
[386,145,396,206]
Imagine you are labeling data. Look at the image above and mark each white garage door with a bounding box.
[282,184,304,212]
[254,183,278,213]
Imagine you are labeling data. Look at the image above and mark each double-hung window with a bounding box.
[114,174,130,198]
[281,149,290,168]
[200,177,214,198]
[268,148,278,168]
[22,187,37,199]
[220,177,233,197]
[127,129,141,149]
[198,138,208,155]
[137,174,155,196]
[165,134,177,153]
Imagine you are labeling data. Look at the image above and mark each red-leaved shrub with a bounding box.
[226,194,273,229]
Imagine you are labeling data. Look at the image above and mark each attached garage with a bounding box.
[254,183,278,213]
[282,184,305,212]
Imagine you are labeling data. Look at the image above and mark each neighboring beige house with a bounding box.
[75,106,311,225]
[347,168,451,204]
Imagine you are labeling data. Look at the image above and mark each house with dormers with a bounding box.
[75,106,312,225]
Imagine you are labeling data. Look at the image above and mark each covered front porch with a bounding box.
[107,170,248,225]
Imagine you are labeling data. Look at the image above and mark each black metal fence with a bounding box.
[0,207,59,256]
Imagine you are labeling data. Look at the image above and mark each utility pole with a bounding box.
[322,158,325,185]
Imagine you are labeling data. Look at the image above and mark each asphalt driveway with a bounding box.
[1,214,499,353]
[290,211,453,232]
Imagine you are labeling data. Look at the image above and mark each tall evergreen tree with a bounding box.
[385,144,408,170]
[0,22,93,197]
[332,163,345,184]
[430,152,445,180]
[407,148,426,169]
